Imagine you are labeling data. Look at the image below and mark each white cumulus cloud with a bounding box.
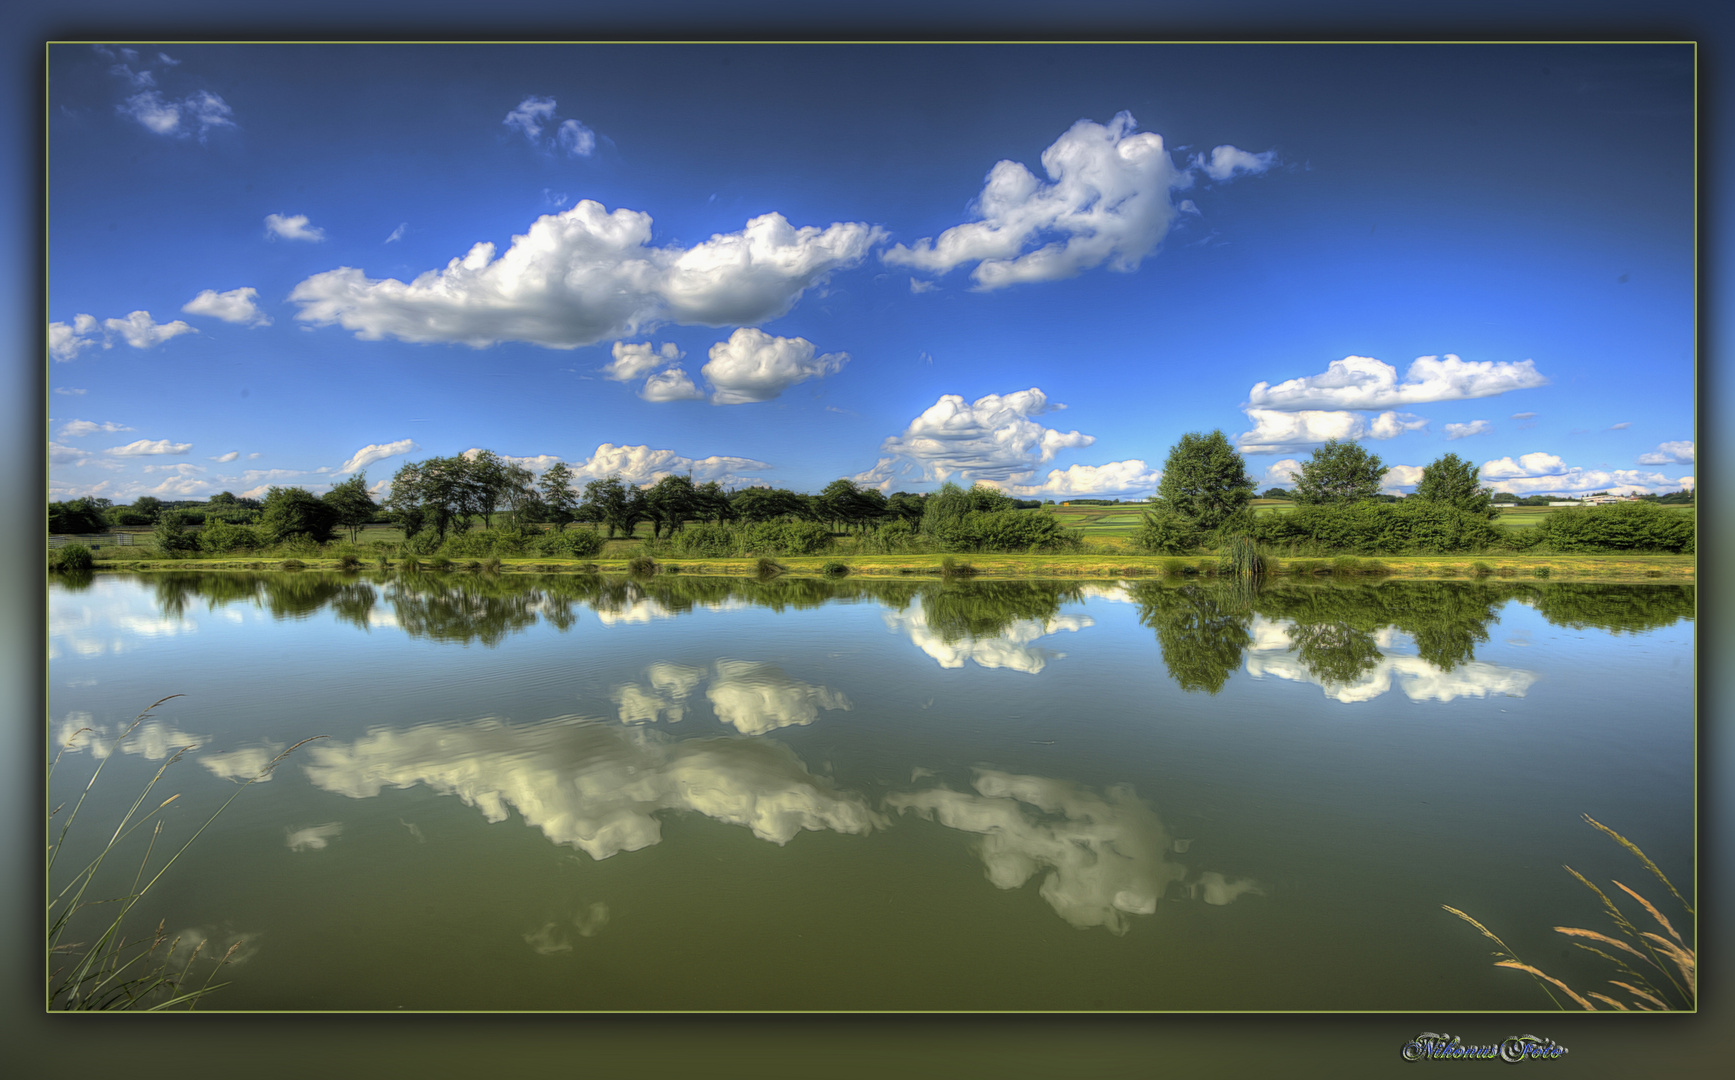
[504,97,596,158]
[183,286,271,326]
[1479,451,1690,495]
[1481,452,1567,480]
[701,328,848,405]
[58,419,132,438]
[106,438,192,456]
[1443,420,1493,440]
[1380,465,1426,493]
[289,202,881,349]
[503,95,557,141]
[992,459,1161,499]
[640,367,705,402]
[604,341,682,382]
[1637,440,1694,465]
[1193,144,1278,181]
[49,315,103,361]
[337,439,418,475]
[883,111,1193,290]
[117,89,234,140]
[265,213,326,242]
[211,451,240,463]
[878,388,1093,483]
[104,310,197,349]
[1262,459,1302,487]
[567,443,767,487]
[1237,409,1426,454]
[1248,354,1548,411]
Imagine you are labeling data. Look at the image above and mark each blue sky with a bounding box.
[46,43,1695,504]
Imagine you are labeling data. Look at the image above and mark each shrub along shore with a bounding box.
[65,545,1694,582]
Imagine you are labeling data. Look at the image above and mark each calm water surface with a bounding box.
[46,571,1694,1010]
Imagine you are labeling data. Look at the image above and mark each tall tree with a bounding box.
[497,460,538,526]
[581,476,647,538]
[1155,430,1255,532]
[384,456,482,541]
[693,480,733,524]
[1291,439,1385,506]
[538,462,578,532]
[1413,452,1497,518]
[323,473,379,543]
[466,449,510,530]
[645,474,697,538]
[260,486,340,543]
[48,497,108,534]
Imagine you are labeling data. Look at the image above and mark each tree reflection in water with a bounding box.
[131,572,1693,679]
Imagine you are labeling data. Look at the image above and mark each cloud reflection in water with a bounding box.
[887,770,1260,934]
[301,717,885,860]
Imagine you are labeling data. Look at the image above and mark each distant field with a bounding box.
[1495,503,1696,528]
[1046,504,1149,536]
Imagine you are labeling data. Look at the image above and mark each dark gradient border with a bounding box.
[8,5,1727,1076]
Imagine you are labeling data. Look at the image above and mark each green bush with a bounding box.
[402,530,442,556]
[1537,501,1694,553]
[152,513,199,554]
[754,557,785,578]
[50,544,94,573]
[1498,525,1547,551]
[855,518,922,554]
[426,556,452,571]
[1138,505,1203,555]
[197,518,263,555]
[820,561,849,577]
[277,534,321,558]
[674,522,739,558]
[933,508,1073,553]
[1251,499,1504,555]
[534,528,605,559]
[628,555,658,577]
[741,520,833,556]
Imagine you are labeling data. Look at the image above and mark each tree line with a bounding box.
[1141,432,1691,555]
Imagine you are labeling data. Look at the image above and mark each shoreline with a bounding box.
[75,552,1697,582]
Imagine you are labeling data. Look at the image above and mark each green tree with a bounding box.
[152,510,199,553]
[537,462,578,532]
[580,476,648,538]
[493,459,538,527]
[693,480,733,524]
[384,456,483,541]
[1291,439,1385,506]
[259,486,339,544]
[129,495,166,524]
[323,473,379,543]
[49,497,109,534]
[645,474,697,538]
[1260,487,1292,500]
[730,486,807,524]
[1155,430,1255,533]
[886,491,926,526]
[1413,453,1496,518]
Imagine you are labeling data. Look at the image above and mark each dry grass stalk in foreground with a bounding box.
[1445,814,1694,1011]
[47,695,324,1010]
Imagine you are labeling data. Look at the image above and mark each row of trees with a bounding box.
[378,450,1049,551]
[1149,432,1491,556]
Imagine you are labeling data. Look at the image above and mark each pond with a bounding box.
[46,571,1695,1011]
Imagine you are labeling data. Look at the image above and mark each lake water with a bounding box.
[46,571,1695,1011]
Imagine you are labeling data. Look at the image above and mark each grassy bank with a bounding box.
[80,549,1695,581]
